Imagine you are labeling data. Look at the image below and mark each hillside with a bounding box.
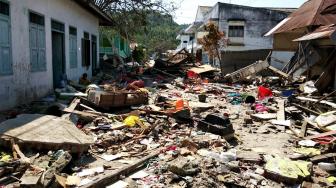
[134,13,188,55]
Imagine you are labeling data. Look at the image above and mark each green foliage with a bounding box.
[132,46,145,63]
[134,12,188,55]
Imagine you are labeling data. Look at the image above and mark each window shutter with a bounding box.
[0,16,11,75]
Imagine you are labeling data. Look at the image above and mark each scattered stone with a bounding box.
[168,157,200,176]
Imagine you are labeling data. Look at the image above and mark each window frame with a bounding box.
[0,0,12,76]
[69,26,77,69]
[29,10,46,72]
[228,25,245,38]
[82,31,91,67]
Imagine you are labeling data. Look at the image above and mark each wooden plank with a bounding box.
[268,66,290,80]
[310,153,336,163]
[63,109,100,120]
[20,168,43,187]
[296,96,336,109]
[300,120,308,138]
[82,149,162,188]
[42,151,72,187]
[62,98,81,120]
[277,100,285,121]
[12,142,30,163]
[251,113,277,120]
[292,103,320,115]
[303,130,336,140]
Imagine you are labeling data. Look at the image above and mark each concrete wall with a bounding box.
[0,0,99,110]
[217,4,288,52]
[200,3,294,72]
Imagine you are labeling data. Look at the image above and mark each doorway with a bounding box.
[51,20,65,88]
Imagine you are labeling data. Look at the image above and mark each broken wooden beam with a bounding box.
[300,120,308,138]
[292,103,320,115]
[268,66,291,80]
[296,96,336,109]
[303,130,336,140]
[82,149,162,188]
[225,60,269,82]
[42,151,72,187]
[310,153,336,163]
[277,100,285,121]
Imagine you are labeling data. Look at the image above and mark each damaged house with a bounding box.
[0,0,113,110]
[177,3,296,73]
[266,0,336,90]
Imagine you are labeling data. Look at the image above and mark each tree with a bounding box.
[90,0,176,38]
[198,23,228,67]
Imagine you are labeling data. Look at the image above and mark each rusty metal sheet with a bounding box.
[293,25,336,41]
[266,0,336,35]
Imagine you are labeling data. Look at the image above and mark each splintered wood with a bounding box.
[277,100,285,121]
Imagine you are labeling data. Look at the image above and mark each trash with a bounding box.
[318,163,336,171]
[264,157,312,184]
[197,114,234,138]
[298,140,317,147]
[77,167,104,177]
[292,147,321,157]
[198,94,207,103]
[101,154,122,162]
[207,149,237,163]
[168,157,200,176]
[255,103,268,113]
[300,81,318,94]
[315,111,336,127]
[106,180,129,188]
[0,152,11,162]
[258,85,273,100]
[65,176,81,187]
[251,113,277,120]
[123,115,141,127]
[129,170,149,179]
[327,176,336,183]
[270,120,291,127]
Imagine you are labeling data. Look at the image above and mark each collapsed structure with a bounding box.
[265,0,336,90]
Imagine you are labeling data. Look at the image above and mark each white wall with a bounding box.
[219,20,273,52]
[0,0,99,110]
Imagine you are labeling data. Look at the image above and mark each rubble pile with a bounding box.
[0,67,336,188]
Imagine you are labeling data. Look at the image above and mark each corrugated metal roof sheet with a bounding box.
[293,24,336,41]
[266,0,336,35]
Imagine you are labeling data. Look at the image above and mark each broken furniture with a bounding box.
[88,90,148,109]
[197,114,234,139]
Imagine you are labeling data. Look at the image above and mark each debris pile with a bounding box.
[0,60,336,188]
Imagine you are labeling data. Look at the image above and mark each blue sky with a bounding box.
[173,0,308,24]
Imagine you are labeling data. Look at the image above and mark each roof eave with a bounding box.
[73,0,114,26]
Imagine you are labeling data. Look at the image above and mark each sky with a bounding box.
[173,0,308,24]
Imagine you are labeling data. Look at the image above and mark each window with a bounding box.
[0,1,9,16]
[0,0,11,75]
[69,26,77,68]
[91,35,97,71]
[84,32,89,40]
[29,12,46,72]
[82,32,90,67]
[51,20,64,32]
[228,26,244,38]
